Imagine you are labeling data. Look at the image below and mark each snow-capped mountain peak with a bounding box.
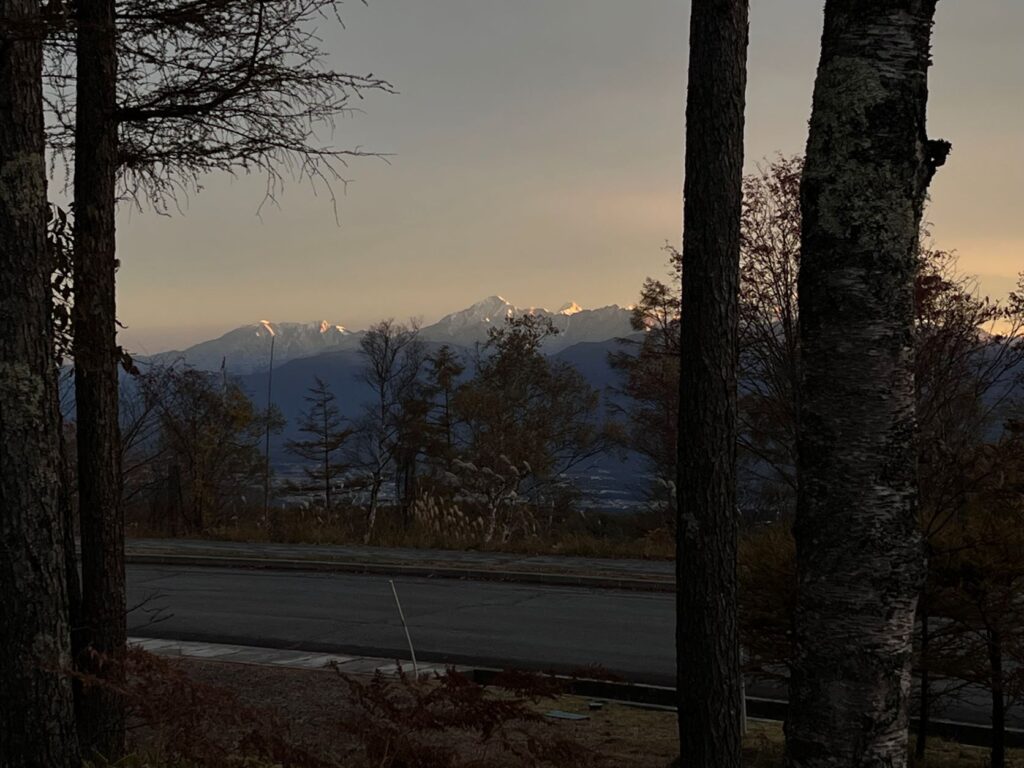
[159,319,357,374]
[155,297,636,374]
[420,296,633,353]
[433,295,516,330]
[318,320,349,335]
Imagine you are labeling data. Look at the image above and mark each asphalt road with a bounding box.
[127,564,1018,730]
[128,564,675,684]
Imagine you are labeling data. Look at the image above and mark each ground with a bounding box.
[123,657,1022,767]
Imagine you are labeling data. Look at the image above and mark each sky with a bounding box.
[114,0,1024,353]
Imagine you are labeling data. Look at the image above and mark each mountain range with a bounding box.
[132,297,642,508]
[153,296,635,374]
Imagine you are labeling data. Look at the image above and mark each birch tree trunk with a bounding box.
[676,1,749,766]
[786,2,947,766]
[0,0,80,761]
[73,0,127,758]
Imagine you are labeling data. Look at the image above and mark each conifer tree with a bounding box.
[286,377,352,511]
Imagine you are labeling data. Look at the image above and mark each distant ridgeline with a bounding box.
[124,297,646,511]
[151,296,636,374]
[92,296,1022,514]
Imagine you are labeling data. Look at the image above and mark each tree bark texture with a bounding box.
[676,1,749,767]
[915,601,931,760]
[989,630,1005,768]
[786,3,944,766]
[0,0,81,761]
[73,0,127,758]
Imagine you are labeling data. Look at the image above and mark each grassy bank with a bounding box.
[126,502,676,560]
[105,654,1020,767]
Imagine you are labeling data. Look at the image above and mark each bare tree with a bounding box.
[45,0,394,210]
[675,1,749,767]
[927,424,1024,768]
[786,2,949,765]
[737,156,802,504]
[453,315,606,543]
[354,320,423,541]
[0,0,79,761]
[914,254,1024,758]
[137,364,273,534]
[42,1,392,753]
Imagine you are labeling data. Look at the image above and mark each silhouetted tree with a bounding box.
[454,315,605,542]
[913,255,1024,758]
[423,345,465,474]
[43,1,392,751]
[927,420,1024,768]
[0,0,80,761]
[47,205,87,720]
[286,377,352,511]
[736,156,802,506]
[69,0,127,756]
[786,2,948,765]
[354,320,424,541]
[138,365,275,533]
[675,0,749,766]
[609,259,681,521]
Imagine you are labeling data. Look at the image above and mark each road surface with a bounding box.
[128,564,674,683]
[127,563,1016,729]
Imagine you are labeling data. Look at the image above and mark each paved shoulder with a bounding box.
[125,538,675,591]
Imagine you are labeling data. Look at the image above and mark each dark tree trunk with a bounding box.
[786,2,944,766]
[58,386,87,724]
[675,1,749,766]
[915,597,931,760]
[0,0,80,761]
[73,0,127,758]
[989,630,1005,768]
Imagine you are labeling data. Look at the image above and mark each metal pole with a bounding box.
[390,579,418,676]
[263,333,275,524]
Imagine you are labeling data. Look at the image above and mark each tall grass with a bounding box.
[125,496,675,560]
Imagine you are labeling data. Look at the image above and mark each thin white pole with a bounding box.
[740,677,748,737]
[263,333,275,524]
[390,579,418,677]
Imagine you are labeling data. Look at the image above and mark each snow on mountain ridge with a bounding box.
[157,297,633,373]
[157,320,356,374]
[419,296,633,353]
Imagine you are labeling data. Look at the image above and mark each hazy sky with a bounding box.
[115,1,1023,353]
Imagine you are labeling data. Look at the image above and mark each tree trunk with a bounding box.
[786,3,944,766]
[365,475,381,543]
[324,411,331,510]
[915,599,931,760]
[675,1,749,766]
[73,0,127,758]
[0,0,81,760]
[485,501,500,544]
[58,390,87,725]
[989,630,1005,768]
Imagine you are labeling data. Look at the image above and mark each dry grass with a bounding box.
[126,502,676,560]
[115,656,1023,768]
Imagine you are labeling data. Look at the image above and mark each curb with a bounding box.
[125,552,676,592]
